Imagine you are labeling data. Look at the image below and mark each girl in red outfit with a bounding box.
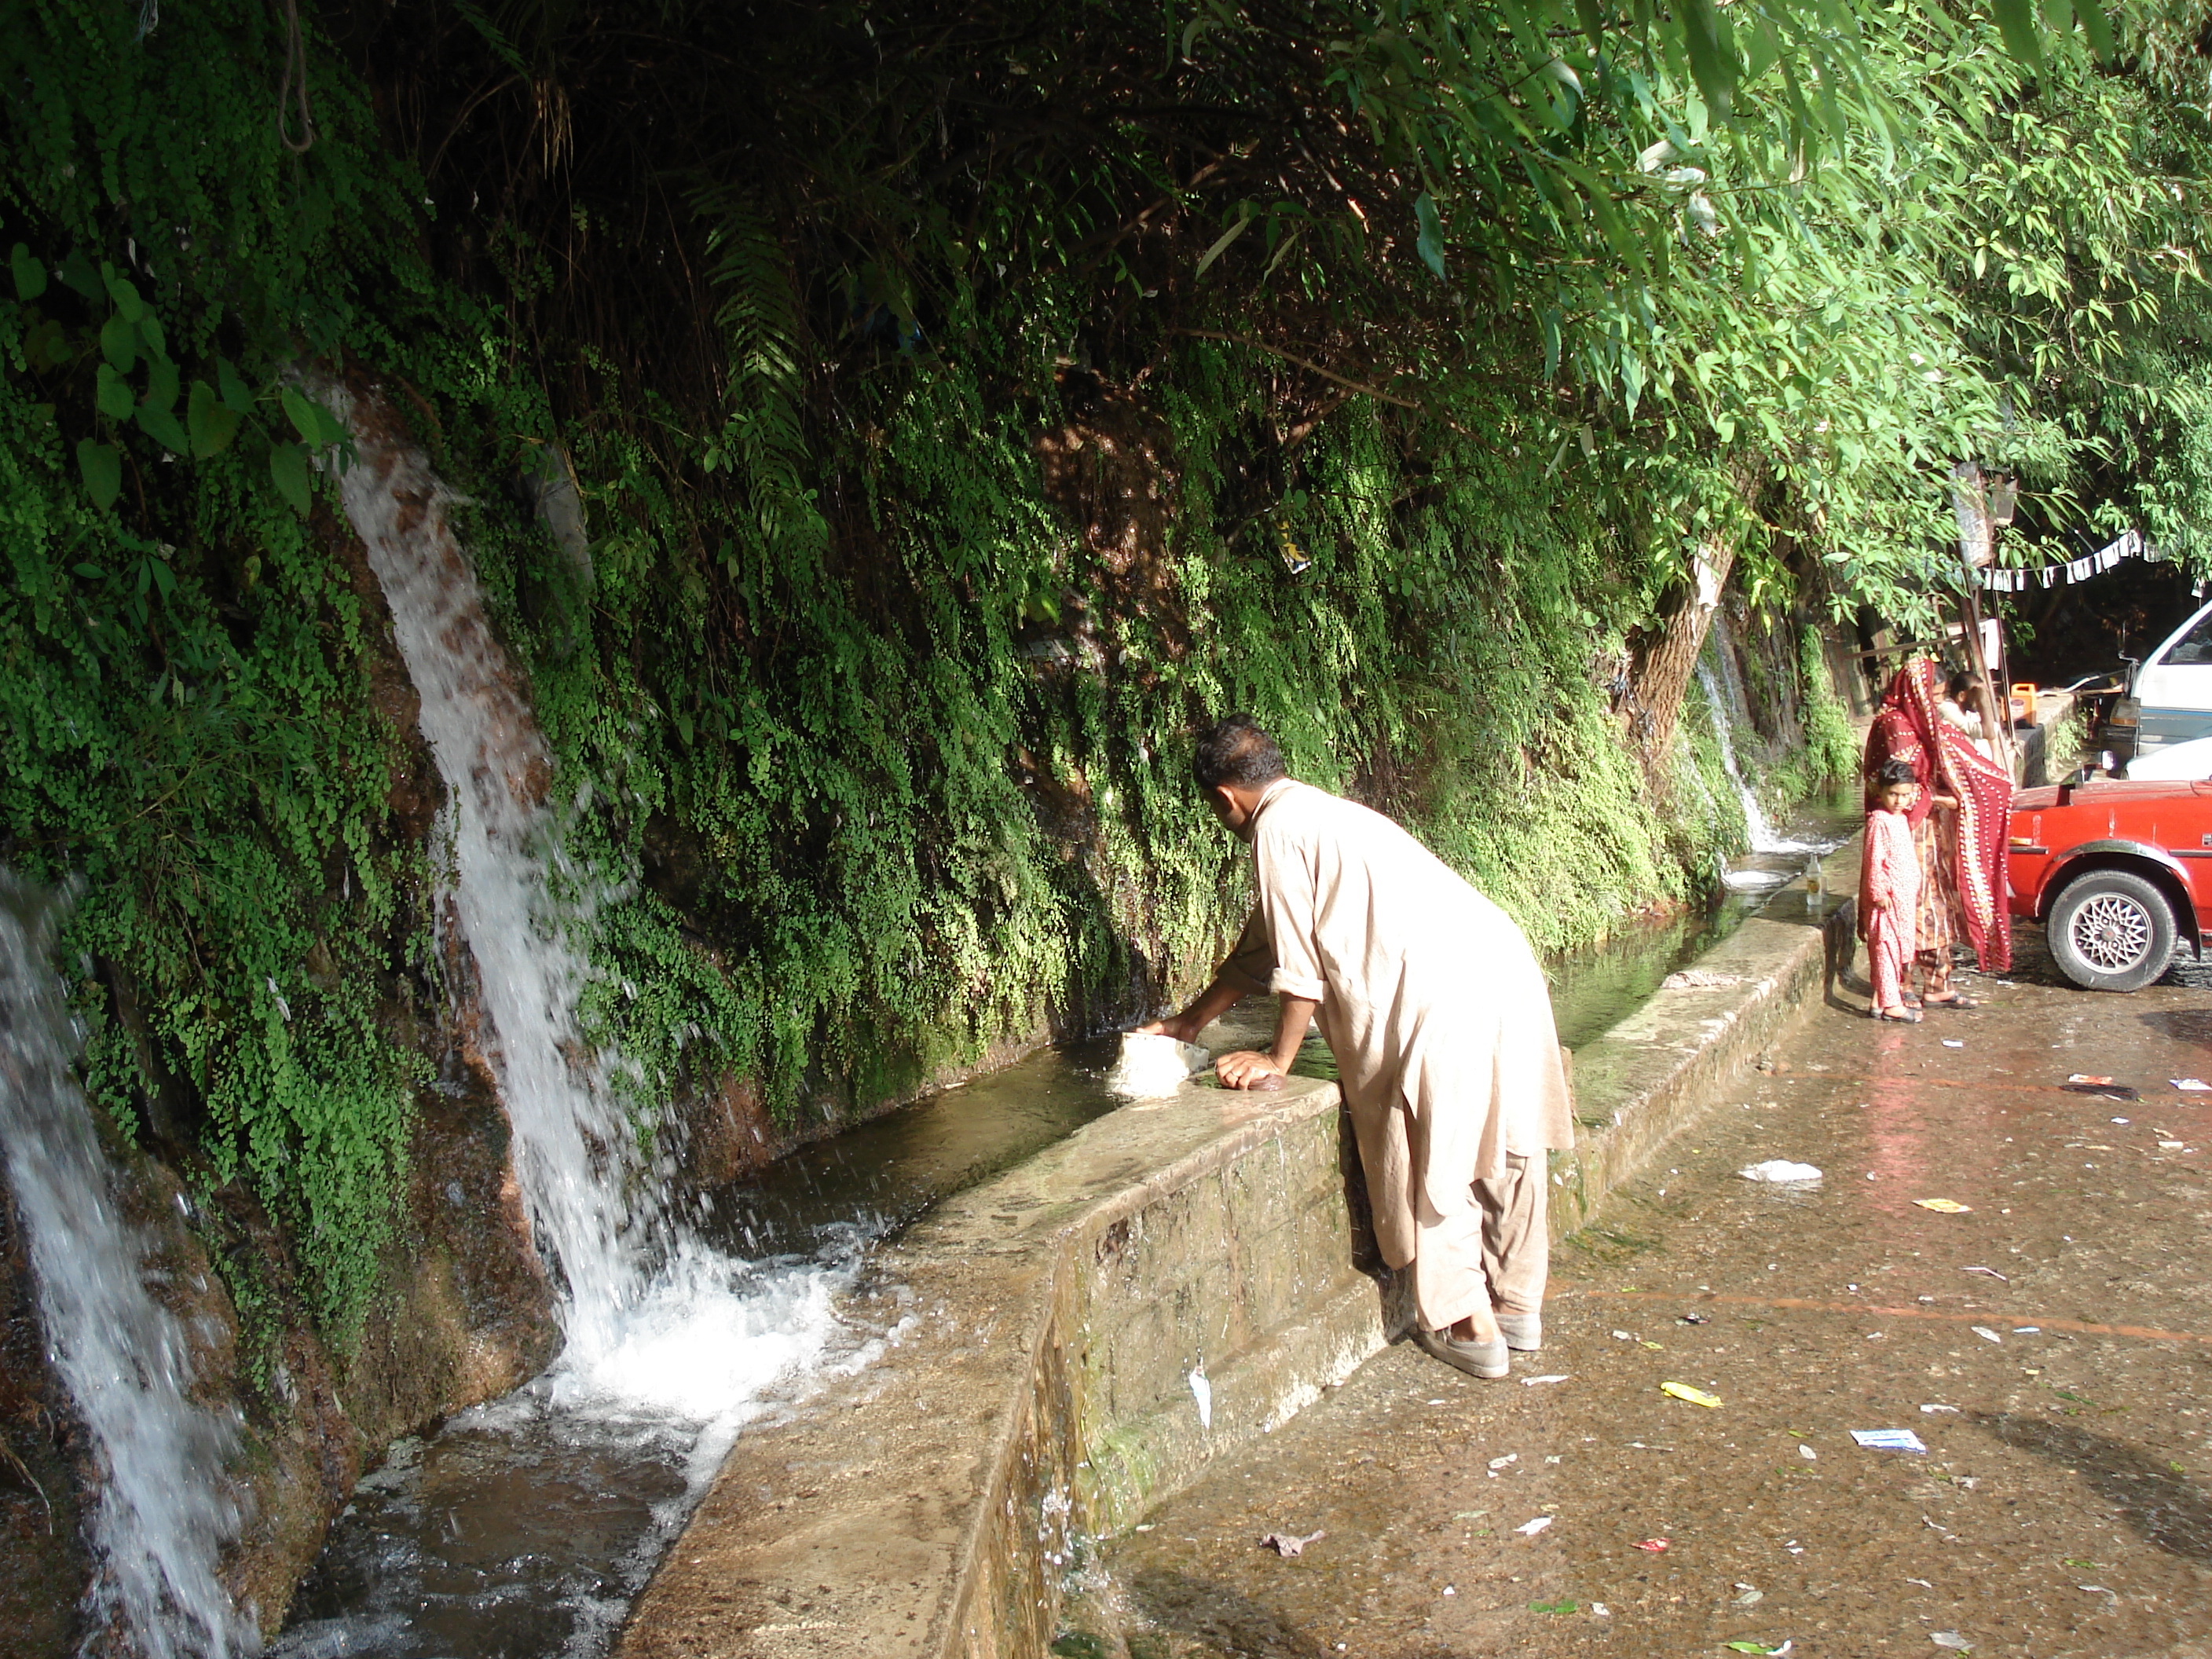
[1862,758,1924,1023]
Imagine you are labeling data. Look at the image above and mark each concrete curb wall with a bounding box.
[617,838,1862,1659]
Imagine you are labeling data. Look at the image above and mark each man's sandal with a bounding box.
[1413,1327,1511,1379]
[1873,1007,1922,1023]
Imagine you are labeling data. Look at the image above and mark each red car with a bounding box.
[2007,778,2212,991]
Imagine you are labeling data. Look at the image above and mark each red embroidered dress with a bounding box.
[1862,660,2014,973]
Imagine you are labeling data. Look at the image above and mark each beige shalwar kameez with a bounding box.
[1219,779,1574,1333]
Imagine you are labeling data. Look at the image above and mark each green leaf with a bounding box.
[280,386,321,445]
[216,357,253,413]
[2074,0,2115,61]
[1195,213,1254,276]
[269,440,313,515]
[188,380,241,458]
[144,355,179,412]
[76,439,121,511]
[1414,191,1447,278]
[135,401,191,456]
[56,249,101,301]
[1990,0,2044,68]
[95,364,134,421]
[104,273,146,323]
[100,312,139,374]
[9,244,45,301]
[1675,0,1738,118]
[71,562,104,580]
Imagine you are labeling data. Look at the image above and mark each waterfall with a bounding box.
[316,377,859,1437]
[0,875,255,1659]
[320,383,654,1366]
[1697,626,1822,892]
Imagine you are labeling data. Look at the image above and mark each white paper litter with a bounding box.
[1514,1515,1554,1536]
[1920,1404,1961,1415]
[1188,1366,1212,1430]
[1110,1032,1210,1099]
[1522,1374,1570,1386]
[1972,1326,2002,1343]
[1740,1159,1823,1185]
[1851,1428,1928,1452]
[2174,1079,2211,1092]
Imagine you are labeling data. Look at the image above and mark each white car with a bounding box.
[2126,731,2212,781]
[2119,595,2212,754]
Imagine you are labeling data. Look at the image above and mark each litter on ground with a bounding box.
[1851,1428,1929,1452]
[1972,1326,2002,1343]
[1258,1529,1326,1557]
[1920,1404,1961,1414]
[1514,1515,1554,1536]
[1914,1199,1972,1213]
[1632,1537,1669,1551]
[1930,1634,1972,1651]
[1522,1374,1571,1386]
[1660,1382,1723,1408]
[1942,1039,1965,1048]
[1740,1160,1823,1184]
[1961,1265,2008,1280]
[1798,1444,1817,1460]
[2175,1079,2211,1092]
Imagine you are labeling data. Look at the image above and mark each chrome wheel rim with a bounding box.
[2071,892,2153,972]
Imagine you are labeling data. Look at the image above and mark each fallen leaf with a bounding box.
[1661,1381,1723,1408]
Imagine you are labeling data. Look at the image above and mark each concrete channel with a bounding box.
[616,837,1865,1659]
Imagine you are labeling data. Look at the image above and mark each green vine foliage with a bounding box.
[1,0,1833,1343]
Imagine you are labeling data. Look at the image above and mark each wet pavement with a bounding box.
[1090,928,2212,1658]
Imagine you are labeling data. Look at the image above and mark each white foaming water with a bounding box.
[0,875,256,1659]
[1697,647,1826,892]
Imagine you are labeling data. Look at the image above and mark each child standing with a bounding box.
[1860,757,1923,1023]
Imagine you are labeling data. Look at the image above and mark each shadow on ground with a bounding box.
[1976,1411,2212,1561]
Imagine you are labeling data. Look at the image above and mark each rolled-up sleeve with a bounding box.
[1255,830,1328,1002]
[1218,906,1275,996]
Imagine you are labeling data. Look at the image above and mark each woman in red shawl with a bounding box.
[1862,658,2013,1002]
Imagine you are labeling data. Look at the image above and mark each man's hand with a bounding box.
[1214,1049,1285,1090]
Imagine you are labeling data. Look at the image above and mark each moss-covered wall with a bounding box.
[0,0,1855,1385]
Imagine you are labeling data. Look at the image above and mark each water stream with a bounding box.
[0,875,256,1659]
[1697,628,1843,892]
[267,427,1859,1659]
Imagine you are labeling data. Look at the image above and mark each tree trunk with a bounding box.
[1624,463,1762,770]
[1628,533,1734,767]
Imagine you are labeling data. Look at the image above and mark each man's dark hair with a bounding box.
[1875,756,1917,788]
[1193,714,1288,789]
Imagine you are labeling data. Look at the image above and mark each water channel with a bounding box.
[270,788,1855,1659]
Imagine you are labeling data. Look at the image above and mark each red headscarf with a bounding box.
[1863,659,2013,972]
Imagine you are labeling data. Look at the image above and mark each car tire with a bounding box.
[2046,869,2179,992]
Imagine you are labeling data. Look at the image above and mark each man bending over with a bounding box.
[1139,715,1573,1379]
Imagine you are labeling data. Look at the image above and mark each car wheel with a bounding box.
[2046,869,2179,992]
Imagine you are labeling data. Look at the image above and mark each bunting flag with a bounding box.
[1979,529,2161,591]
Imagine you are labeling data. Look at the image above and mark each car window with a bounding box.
[2166,607,2212,666]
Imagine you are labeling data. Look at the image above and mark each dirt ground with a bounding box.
[1086,927,2212,1659]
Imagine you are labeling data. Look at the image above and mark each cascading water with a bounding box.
[1697,624,1833,892]
[0,874,256,1659]
[269,383,874,1658]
